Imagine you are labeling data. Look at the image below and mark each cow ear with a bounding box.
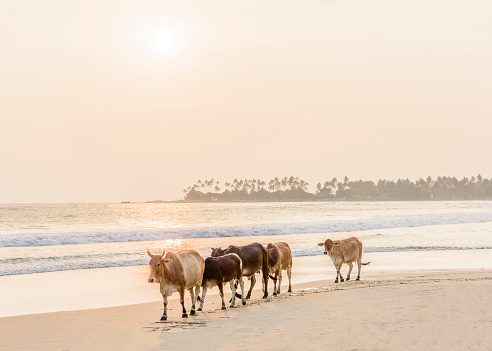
[267,248,274,252]
[317,243,324,246]
[163,259,173,264]
[211,247,215,250]
[147,250,152,257]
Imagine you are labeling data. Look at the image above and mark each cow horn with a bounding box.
[160,250,165,258]
[147,250,152,257]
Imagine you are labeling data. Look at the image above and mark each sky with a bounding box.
[1,0,491,203]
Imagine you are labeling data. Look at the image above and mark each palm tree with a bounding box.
[288,176,295,190]
[281,177,288,191]
[273,177,281,191]
[294,177,300,190]
[257,179,266,192]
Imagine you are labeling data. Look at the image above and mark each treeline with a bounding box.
[183,175,492,202]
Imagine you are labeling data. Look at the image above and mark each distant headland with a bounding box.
[175,175,492,202]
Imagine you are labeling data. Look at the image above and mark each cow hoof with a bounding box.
[160,316,167,321]
[356,277,360,281]
[221,306,226,310]
[262,295,268,299]
[190,310,196,316]
[288,289,292,293]
[246,295,251,300]
[273,292,277,296]
[334,279,338,283]
[242,301,246,305]
[197,307,202,312]
[340,278,344,282]
[346,277,350,281]
[182,313,188,318]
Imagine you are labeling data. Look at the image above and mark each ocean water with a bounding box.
[1,201,492,276]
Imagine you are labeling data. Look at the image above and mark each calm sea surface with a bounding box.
[1,201,491,276]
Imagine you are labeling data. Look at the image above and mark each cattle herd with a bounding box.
[147,236,370,321]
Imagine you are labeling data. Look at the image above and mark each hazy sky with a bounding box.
[1,0,491,203]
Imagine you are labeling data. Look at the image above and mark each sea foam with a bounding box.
[1,210,492,248]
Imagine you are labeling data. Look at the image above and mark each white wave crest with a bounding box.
[1,210,492,248]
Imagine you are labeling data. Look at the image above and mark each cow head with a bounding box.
[317,239,333,254]
[210,247,227,257]
[147,250,172,283]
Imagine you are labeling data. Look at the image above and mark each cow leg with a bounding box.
[219,283,226,310]
[334,263,344,283]
[229,280,236,308]
[194,285,200,309]
[239,278,246,305]
[198,287,207,311]
[272,271,278,296]
[188,287,196,316]
[287,265,292,292]
[262,269,269,299]
[346,262,353,281]
[338,263,344,282]
[161,294,168,321]
[273,269,282,295]
[356,257,362,280]
[246,275,255,299]
[180,288,188,318]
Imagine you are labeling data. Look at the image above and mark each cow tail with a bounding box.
[268,274,278,281]
[361,261,371,265]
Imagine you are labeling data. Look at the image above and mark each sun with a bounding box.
[135,17,189,58]
[150,31,175,53]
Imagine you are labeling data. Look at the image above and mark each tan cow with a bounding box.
[317,237,370,283]
[266,242,292,295]
[147,249,205,321]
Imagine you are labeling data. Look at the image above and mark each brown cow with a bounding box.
[266,242,292,295]
[198,253,246,311]
[147,249,205,321]
[211,243,269,299]
[317,237,370,283]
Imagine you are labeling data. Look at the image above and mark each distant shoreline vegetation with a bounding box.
[181,176,492,202]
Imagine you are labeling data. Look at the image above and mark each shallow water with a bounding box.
[1,201,492,276]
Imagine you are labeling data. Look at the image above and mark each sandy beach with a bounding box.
[1,251,492,351]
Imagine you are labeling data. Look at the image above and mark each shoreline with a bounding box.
[143,198,492,204]
[2,249,492,318]
[1,268,491,350]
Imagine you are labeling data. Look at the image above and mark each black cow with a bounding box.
[211,242,269,299]
[197,253,246,311]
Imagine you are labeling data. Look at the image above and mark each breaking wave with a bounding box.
[1,211,492,248]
